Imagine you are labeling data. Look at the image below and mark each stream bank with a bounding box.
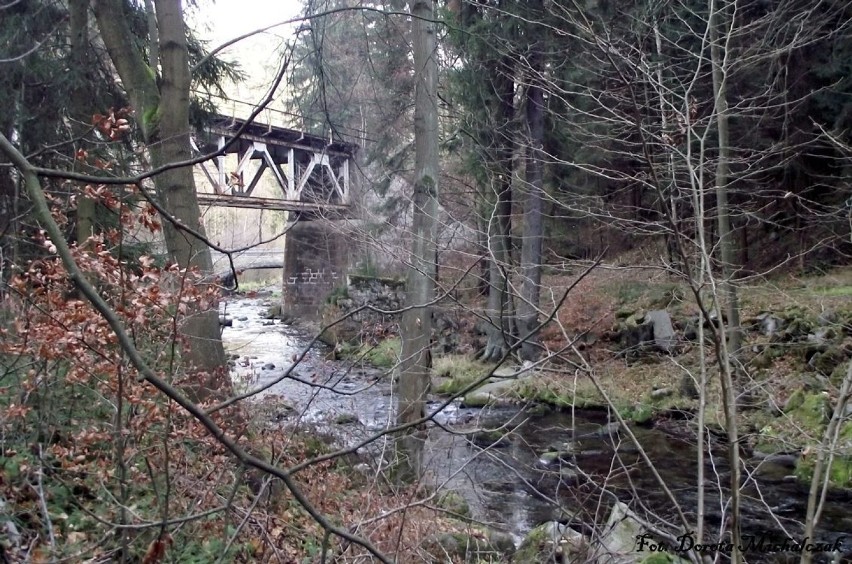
[221,296,851,563]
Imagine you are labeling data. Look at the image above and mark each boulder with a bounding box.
[808,346,848,376]
[755,312,783,336]
[461,376,529,407]
[645,310,676,353]
[264,304,281,319]
[817,309,838,326]
[622,322,655,353]
[600,501,645,556]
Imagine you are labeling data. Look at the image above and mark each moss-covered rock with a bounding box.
[432,355,491,396]
[791,392,832,430]
[462,378,526,408]
[333,413,359,425]
[809,346,848,376]
[516,521,589,563]
[618,403,655,424]
[795,454,852,489]
[436,491,471,519]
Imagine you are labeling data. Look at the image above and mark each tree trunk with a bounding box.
[709,0,742,357]
[93,0,225,380]
[154,0,225,374]
[396,0,439,483]
[709,1,743,560]
[517,45,545,362]
[69,0,95,246]
[481,60,515,363]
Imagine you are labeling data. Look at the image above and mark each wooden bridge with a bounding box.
[193,115,356,318]
[192,114,357,215]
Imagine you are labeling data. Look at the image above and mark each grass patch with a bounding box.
[433,355,491,395]
[814,285,852,297]
[339,338,401,369]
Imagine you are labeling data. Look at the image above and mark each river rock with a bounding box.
[600,501,644,555]
[538,450,574,467]
[645,310,676,353]
[756,312,783,336]
[470,428,512,448]
[817,309,838,326]
[462,376,529,407]
[808,346,847,376]
[334,413,359,425]
[621,322,655,354]
[422,529,515,562]
[264,304,281,319]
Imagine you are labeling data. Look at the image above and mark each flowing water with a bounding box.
[221,296,852,563]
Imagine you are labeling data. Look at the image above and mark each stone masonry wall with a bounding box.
[281,220,347,319]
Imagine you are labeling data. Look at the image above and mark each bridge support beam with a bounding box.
[281,220,348,320]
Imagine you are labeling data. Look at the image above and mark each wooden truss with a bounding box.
[192,115,357,214]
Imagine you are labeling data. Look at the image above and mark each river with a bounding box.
[221,296,851,563]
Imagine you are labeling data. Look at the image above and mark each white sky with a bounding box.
[189,0,303,44]
[188,0,306,123]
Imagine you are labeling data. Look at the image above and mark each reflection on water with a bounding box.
[222,297,852,562]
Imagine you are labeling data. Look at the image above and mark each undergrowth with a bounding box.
[0,200,455,562]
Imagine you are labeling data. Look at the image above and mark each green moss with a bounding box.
[793,392,831,430]
[795,455,852,489]
[141,104,160,133]
[516,381,603,410]
[754,425,788,455]
[815,286,852,297]
[607,280,682,309]
[436,490,471,518]
[326,285,349,305]
[784,388,805,412]
[515,523,552,563]
[829,457,852,486]
[339,338,401,368]
[629,403,655,424]
[785,410,852,488]
[433,355,490,395]
[364,338,400,368]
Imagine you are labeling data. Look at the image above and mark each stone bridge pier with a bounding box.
[281,219,348,319]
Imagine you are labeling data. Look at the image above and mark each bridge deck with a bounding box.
[197,193,349,214]
[194,114,357,215]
